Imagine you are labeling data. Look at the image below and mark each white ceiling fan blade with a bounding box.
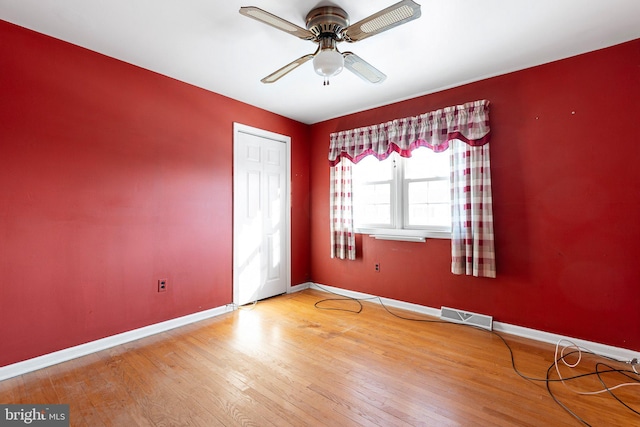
[240,7,315,41]
[343,52,387,84]
[343,0,421,42]
[261,54,315,84]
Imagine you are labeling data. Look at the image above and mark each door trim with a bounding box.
[232,122,291,305]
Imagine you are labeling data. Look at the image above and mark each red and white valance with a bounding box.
[328,100,491,166]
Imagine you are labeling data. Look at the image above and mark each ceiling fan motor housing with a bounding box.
[305,7,349,40]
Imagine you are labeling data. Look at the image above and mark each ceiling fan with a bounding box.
[239,0,421,85]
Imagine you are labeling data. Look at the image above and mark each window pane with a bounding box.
[405,147,449,179]
[426,180,450,203]
[408,180,450,203]
[363,183,390,201]
[353,155,393,182]
[409,204,451,227]
[409,182,429,204]
[407,180,451,227]
[355,183,391,226]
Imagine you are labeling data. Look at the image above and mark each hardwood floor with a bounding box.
[1,289,638,426]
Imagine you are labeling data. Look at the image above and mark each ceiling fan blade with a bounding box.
[239,7,315,41]
[261,54,315,84]
[342,0,421,42]
[343,52,387,84]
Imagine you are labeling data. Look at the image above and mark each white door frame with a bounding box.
[232,122,291,305]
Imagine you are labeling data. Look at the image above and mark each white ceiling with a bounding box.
[1,0,639,124]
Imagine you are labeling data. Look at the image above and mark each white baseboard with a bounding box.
[0,305,232,382]
[491,322,639,362]
[309,283,640,363]
[310,283,442,317]
[3,284,637,382]
[289,282,312,293]
[1,283,313,381]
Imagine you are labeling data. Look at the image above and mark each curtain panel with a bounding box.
[329,160,356,260]
[327,99,495,278]
[450,140,496,278]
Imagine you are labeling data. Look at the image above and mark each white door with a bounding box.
[233,123,289,306]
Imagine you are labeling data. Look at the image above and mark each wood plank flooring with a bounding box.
[1,289,638,426]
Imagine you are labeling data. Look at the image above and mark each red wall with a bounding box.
[0,20,310,366]
[1,17,637,368]
[309,39,640,351]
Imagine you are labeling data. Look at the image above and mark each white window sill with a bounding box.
[356,228,451,242]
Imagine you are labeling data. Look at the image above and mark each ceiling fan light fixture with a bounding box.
[313,48,344,78]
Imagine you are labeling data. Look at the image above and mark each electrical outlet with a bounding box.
[375,263,380,272]
[158,279,167,292]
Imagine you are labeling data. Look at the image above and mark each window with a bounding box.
[352,147,451,240]
[329,100,494,275]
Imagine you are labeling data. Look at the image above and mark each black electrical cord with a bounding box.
[314,296,364,314]
[544,357,592,426]
[540,350,640,425]
[595,362,640,416]
[311,286,639,425]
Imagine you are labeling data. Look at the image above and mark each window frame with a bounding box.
[352,150,452,241]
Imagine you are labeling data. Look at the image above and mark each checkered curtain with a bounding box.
[450,140,496,277]
[328,100,494,276]
[330,159,356,260]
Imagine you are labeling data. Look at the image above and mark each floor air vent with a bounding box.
[440,307,493,331]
